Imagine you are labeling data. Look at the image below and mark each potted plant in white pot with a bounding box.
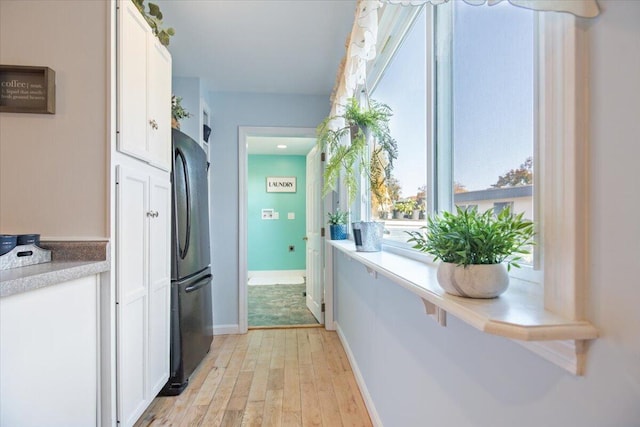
[317,97,398,252]
[406,206,535,298]
[327,209,349,240]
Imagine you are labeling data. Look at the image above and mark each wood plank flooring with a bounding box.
[134,328,372,427]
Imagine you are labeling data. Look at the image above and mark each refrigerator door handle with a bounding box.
[176,148,191,260]
[184,274,212,293]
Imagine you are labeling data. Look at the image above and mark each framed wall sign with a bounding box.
[266,176,296,193]
[0,65,56,114]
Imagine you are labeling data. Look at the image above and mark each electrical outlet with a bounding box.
[288,245,295,252]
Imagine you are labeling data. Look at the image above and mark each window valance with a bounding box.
[385,0,600,18]
[330,0,599,117]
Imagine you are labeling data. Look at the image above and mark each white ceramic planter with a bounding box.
[436,262,509,298]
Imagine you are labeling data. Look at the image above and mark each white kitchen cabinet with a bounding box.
[0,276,99,427]
[116,165,171,427]
[117,0,172,171]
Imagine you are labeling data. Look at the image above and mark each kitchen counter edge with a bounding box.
[0,260,111,298]
[0,240,110,298]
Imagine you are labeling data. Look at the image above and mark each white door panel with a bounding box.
[116,166,149,426]
[306,146,324,323]
[116,167,171,425]
[148,177,171,395]
[118,1,149,160]
[147,39,172,171]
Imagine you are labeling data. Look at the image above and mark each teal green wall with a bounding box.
[248,155,306,271]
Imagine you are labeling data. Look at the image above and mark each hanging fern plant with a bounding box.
[317,98,398,207]
[132,0,175,46]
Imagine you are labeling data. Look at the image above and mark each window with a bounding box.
[371,2,536,258]
[341,1,592,373]
[366,1,588,317]
[369,7,428,244]
[493,201,514,215]
[368,0,587,278]
[437,1,535,267]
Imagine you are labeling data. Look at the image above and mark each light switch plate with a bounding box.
[288,212,295,220]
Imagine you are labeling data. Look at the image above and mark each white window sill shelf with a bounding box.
[328,239,598,374]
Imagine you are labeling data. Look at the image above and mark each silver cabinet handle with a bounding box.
[146,210,159,218]
[149,119,158,130]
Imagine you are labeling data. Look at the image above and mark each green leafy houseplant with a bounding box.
[317,98,398,206]
[172,95,192,122]
[327,209,349,240]
[132,0,175,46]
[327,209,349,225]
[406,206,535,271]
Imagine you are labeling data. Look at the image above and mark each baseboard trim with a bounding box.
[248,269,305,278]
[213,324,240,335]
[336,322,383,427]
[249,324,324,330]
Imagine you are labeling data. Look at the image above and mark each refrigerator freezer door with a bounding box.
[162,268,213,395]
[171,129,211,281]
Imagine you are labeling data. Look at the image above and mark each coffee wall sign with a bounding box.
[0,65,56,114]
[266,176,296,193]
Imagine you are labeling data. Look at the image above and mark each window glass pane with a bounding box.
[448,2,535,261]
[371,8,427,243]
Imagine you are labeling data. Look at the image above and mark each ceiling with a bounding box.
[156,0,357,96]
[247,136,316,156]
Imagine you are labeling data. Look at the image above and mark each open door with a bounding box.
[305,146,324,324]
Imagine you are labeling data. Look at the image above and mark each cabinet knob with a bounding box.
[149,119,158,130]
[146,210,159,218]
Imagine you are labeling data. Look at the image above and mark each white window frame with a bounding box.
[359,3,590,369]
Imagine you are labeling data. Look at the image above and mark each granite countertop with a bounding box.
[0,241,110,298]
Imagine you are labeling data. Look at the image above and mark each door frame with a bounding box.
[238,126,332,333]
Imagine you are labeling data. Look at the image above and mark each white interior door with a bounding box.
[306,146,324,323]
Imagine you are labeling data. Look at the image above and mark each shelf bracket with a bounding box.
[422,298,447,327]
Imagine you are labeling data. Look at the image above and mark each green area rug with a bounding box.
[248,283,319,327]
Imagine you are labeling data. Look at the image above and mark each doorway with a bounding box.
[238,127,330,332]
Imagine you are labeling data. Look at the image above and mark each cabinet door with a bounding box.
[148,176,171,395]
[116,166,149,426]
[0,276,99,427]
[118,1,149,161]
[147,38,172,171]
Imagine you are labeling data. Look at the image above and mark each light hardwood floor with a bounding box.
[134,328,372,427]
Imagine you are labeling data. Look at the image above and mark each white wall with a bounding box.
[0,1,109,239]
[333,1,640,425]
[208,92,328,328]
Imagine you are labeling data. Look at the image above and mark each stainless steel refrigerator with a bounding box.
[161,129,213,395]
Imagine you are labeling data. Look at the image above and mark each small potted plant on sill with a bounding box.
[393,201,405,219]
[406,205,535,298]
[327,209,349,240]
[411,200,422,220]
[171,95,192,129]
[317,97,398,252]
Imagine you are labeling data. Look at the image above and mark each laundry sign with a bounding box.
[266,176,296,193]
